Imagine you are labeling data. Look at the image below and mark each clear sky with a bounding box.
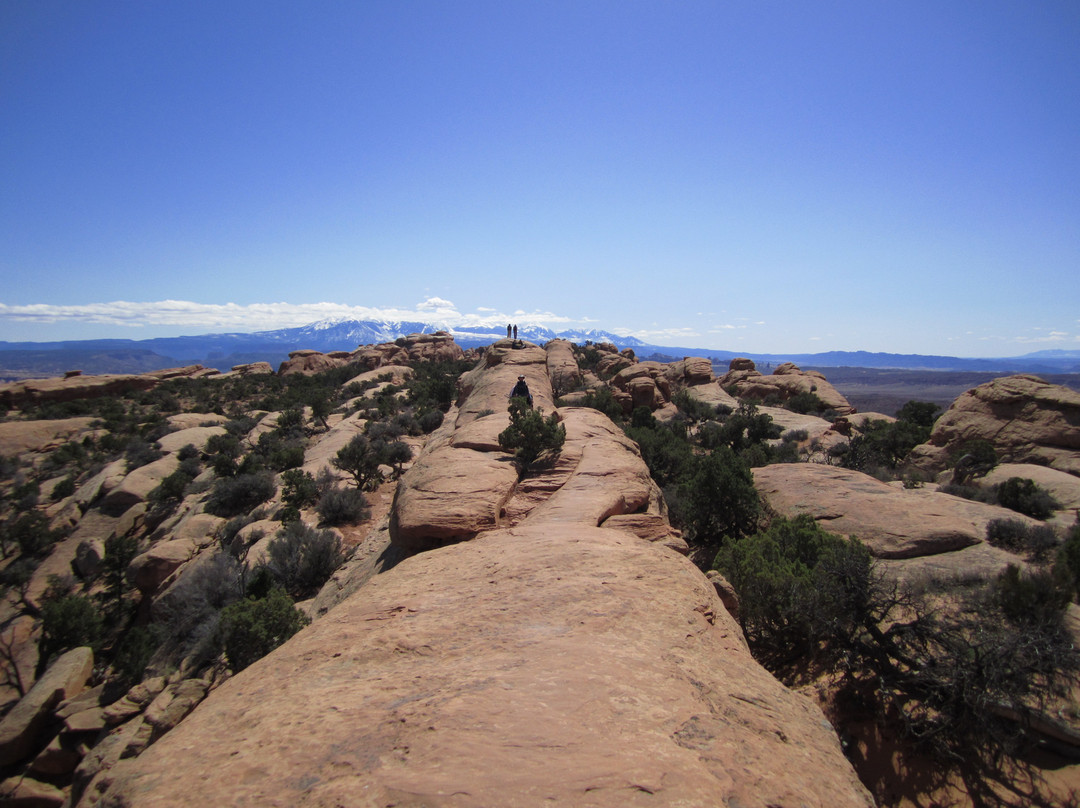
[2,1,1078,356]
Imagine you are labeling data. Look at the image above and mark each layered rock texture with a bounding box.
[718,359,855,415]
[910,374,1080,476]
[84,338,873,807]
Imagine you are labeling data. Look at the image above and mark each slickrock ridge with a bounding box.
[0,366,218,408]
[88,526,872,808]
[909,374,1080,477]
[86,338,874,808]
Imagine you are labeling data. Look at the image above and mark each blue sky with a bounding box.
[2,1,1078,356]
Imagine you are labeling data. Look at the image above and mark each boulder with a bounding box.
[224,361,274,376]
[455,342,552,423]
[0,646,94,766]
[127,540,195,595]
[29,731,92,777]
[73,538,106,580]
[73,459,128,511]
[168,512,223,550]
[89,525,873,808]
[909,375,1080,476]
[390,444,519,551]
[165,412,228,432]
[278,351,346,377]
[156,425,228,454]
[101,455,181,515]
[753,463,1044,558]
[0,774,65,807]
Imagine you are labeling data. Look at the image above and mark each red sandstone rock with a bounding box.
[910,374,1080,476]
[754,463,1046,558]
[88,525,873,808]
[0,647,94,766]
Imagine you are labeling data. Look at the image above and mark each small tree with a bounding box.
[39,595,103,668]
[333,434,385,490]
[498,399,566,471]
[678,446,761,549]
[219,588,309,672]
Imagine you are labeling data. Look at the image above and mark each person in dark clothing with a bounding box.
[513,324,518,340]
[509,374,533,407]
[507,324,512,338]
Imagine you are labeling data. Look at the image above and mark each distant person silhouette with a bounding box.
[513,324,518,340]
[507,324,512,338]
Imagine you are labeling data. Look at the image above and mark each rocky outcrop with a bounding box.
[753,463,1046,558]
[718,359,855,415]
[610,361,672,414]
[88,338,875,807]
[0,417,98,458]
[545,338,581,395]
[909,375,1080,476]
[0,375,158,408]
[277,349,346,377]
[89,525,873,808]
[976,463,1080,511]
[224,361,274,376]
[349,332,465,371]
[0,647,94,766]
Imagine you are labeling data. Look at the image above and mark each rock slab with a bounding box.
[90,525,872,808]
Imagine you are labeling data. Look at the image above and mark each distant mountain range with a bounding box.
[0,319,1077,381]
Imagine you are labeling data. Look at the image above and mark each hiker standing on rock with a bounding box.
[509,374,533,407]
[513,324,518,340]
[507,324,512,338]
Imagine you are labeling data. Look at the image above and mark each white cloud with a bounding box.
[616,326,701,342]
[0,298,582,334]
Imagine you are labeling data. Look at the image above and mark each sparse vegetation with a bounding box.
[218,587,309,673]
[497,398,566,471]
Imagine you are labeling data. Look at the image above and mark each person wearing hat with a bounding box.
[509,374,533,407]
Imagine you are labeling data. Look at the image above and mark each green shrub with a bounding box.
[40,595,103,666]
[579,387,623,422]
[219,588,309,672]
[677,446,760,548]
[417,409,444,433]
[785,391,827,414]
[497,399,566,471]
[264,522,345,599]
[992,564,1071,627]
[206,472,277,518]
[4,511,61,558]
[713,515,871,661]
[624,423,694,488]
[896,400,941,428]
[51,474,77,502]
[671,390,718,424]
[281,469,319,511]
[124,438,163,469]
[995,477,1058,520]
[841,417,929,474]
[985,518,1058,560]
[316,487,370,526]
